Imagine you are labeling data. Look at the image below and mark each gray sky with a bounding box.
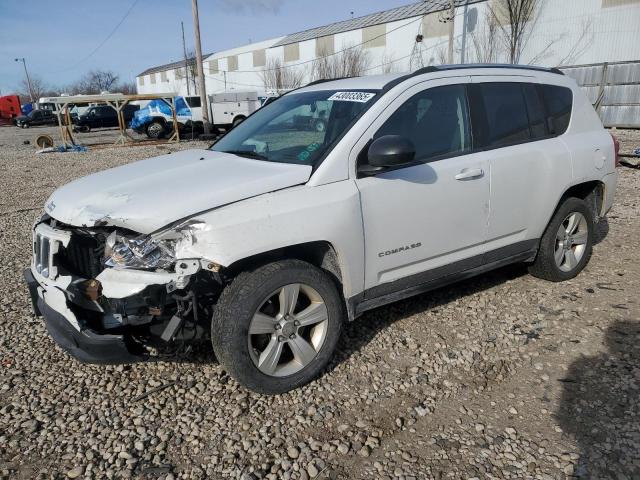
[0,0,412,96]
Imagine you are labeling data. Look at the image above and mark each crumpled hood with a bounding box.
[45,149,312,234]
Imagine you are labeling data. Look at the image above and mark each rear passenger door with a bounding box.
[469,76,573,259]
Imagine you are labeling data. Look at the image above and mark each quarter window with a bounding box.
[374,85,471,162]
[541,85,573,135]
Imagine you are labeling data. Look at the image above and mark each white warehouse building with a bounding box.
[136,0,640,125]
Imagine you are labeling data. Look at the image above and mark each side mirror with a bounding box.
[367,135,416,168]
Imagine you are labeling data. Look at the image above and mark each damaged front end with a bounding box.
[24,214,223,364]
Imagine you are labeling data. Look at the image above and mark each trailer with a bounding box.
[0,95,21,124]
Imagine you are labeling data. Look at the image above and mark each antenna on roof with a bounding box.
[350,11,354,19]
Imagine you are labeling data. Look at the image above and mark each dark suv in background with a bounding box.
[74,104,139,132]
[14,109,57,128]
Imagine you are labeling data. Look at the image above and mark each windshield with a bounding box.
[210,89,378,166]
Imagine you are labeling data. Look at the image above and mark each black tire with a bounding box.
[145,120,165,139]
[211,259,344,394]
[529,197,594,282]
[232,116,246,127]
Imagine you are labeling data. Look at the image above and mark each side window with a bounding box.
[541,84,573,135]
[186,96,201,108]
[477,83,530,148]
[374,84,471,162]
[522,83,547,139]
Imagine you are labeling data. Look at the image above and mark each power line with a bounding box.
[53,0,142,73]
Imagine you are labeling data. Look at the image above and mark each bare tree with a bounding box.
[260,57,306,93]
[117,80,138,95]
[310,45,371,81]
[19,75,57,100]
[380,53,399,74]
[470,8,501,63]
[409,41,427,71]
[435,45,449,65]
[185,50,199,95]
[555,19,594,66]
[70,70,120,94]
[489,0,541,64]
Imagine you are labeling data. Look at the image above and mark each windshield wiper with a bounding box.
[221,150,269,161]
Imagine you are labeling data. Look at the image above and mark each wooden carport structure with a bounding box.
[50,93,181,147]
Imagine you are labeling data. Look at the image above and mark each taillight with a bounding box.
[610,132,621,168]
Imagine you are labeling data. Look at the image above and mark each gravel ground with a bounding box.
[0,125,639,480]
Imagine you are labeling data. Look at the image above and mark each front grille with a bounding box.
[34,232,54,278]
[57,233,105,279]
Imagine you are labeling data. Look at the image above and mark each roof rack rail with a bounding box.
[305,76,353,87]
[383,63,564,91]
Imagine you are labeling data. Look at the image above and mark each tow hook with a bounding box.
[160,291,198,342]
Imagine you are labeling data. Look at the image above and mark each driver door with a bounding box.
[354,78,490,297]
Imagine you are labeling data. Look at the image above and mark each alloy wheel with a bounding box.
[248,283,329,377]
[554,212,588,272]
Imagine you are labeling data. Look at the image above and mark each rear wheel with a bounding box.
[529,197,594,282]
[232,116,246,127]
[211,259,343,394]
[146,120,165,139]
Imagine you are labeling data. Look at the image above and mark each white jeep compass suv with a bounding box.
[25,65,619,394]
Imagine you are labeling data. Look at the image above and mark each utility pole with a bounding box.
[191,0,211,134]
[447,0,455,64]
[181,21,191,96]
[460,0,470,64]
[15,57,35,103]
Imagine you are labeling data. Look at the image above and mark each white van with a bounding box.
[133,92,261,139]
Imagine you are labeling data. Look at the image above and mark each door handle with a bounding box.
[455,168,484,181]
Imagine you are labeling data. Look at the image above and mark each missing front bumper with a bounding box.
[24,268,146,364]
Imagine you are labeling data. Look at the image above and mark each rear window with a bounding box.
[541,85,573,135]
[476,83,530,148]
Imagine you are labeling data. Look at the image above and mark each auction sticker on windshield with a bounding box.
[328,91,376,103]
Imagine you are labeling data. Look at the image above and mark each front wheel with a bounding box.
[211,260,344,394]
[145,120,165,139]
[529,197,594,282]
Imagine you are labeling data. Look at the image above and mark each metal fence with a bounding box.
[560,60,640,129]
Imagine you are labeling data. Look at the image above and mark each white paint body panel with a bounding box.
[174,181,365,298]
[352,76,490,289]
[45,149,312,234]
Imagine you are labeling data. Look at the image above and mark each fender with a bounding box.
[173,180,365,299]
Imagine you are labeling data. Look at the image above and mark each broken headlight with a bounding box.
[103,231,176,270]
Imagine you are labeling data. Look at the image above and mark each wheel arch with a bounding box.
[148,116,167,125]
[225,240,343,284]
[232,115,246,126]
[535,180,605,254]
[557,180,605,222]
